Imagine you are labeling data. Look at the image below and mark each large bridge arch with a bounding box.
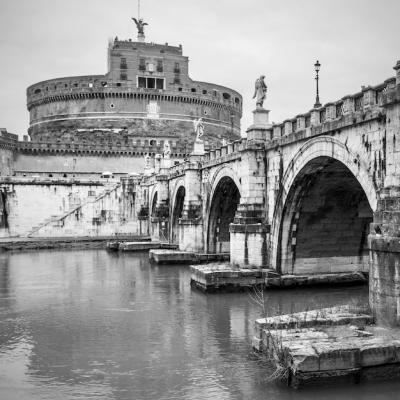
[272,136,377,274]
[206,167,242,254]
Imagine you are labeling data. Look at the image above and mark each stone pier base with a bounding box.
[179,219,203,252]
[229,203,269,268]
[369,236,400,326]
[253,306,400,388]
[369,187,400,327]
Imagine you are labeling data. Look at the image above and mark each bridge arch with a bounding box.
[272,136,377,275]
[206,167,241,253]
[150,190,158,218]
[170,181,185,244]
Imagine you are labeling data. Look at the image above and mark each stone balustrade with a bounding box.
[268,76,393,140]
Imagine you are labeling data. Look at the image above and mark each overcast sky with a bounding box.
[0,0,399,137]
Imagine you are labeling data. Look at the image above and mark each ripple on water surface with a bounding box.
[0,250,398,400]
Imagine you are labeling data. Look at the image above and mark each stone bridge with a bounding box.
[136,60,400,325]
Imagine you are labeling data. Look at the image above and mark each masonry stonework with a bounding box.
[130,59,400,326]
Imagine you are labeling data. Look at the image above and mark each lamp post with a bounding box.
[314,60,321,108]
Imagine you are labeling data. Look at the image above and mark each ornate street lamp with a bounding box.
[314,60,322,108]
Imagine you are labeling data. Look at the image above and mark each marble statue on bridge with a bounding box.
[253,75,267,108]
[194,118,205,141]
[163,141,171,159]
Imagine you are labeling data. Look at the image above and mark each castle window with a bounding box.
[149,140,156,146]
[191,88,197,93]
[174,77,181,84]
[222,92,231,100]
[138,77,146,88]
[120,58,127,69]
[137,76,165,90]
[120,73,127,81]
[101,82,108,87]
[88,82,93,88]
[156,59,163,73]
[139,58,146,71]
[235,97,240,104]
[156,79,164,89]
[202,90,207,95]
[178,87,183,92]
[212,90,217,97]
[174,63,180,73]
[34,88,41,94]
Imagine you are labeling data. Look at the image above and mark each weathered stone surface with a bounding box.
[253,304,400,388]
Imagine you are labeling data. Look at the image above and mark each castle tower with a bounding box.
[26,19,242,154]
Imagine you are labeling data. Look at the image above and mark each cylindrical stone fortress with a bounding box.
[27,38,242,148]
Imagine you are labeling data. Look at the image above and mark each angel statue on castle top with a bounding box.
[131,17,148,35]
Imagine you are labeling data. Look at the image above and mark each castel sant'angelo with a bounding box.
[6,17,242,178]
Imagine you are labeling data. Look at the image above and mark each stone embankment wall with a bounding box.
[0,178,140,238]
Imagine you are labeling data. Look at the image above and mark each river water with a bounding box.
[0,250,399,400]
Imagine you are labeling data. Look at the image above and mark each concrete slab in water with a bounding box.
[149,250,229,265]
[252,305,400,388]
[119,241,161,251]
[190,264,367,292]
[149,249,196,264]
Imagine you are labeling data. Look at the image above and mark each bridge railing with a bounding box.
[270,75,396,140]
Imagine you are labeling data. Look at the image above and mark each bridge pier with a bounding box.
[178,161,204,252]
[150,175,169,242]
[230,108,271,268]
[230,204,269,268]
[370,187,400,326]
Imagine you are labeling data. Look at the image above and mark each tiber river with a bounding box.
[0,250,400,400]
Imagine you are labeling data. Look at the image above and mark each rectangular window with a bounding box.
[137,77,165,90]
[147,78,155,89]
[120,73,127,81]
[120,58,127,69]
[157,59,163,73]
[156,78,164,89]
[138,77,146,88]
[174,62,180,73]
[139,58,146,71]
[173,76,181,84]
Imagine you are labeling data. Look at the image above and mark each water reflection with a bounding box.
[0,250,398,399]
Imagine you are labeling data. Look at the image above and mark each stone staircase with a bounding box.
[26,183,121,237]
